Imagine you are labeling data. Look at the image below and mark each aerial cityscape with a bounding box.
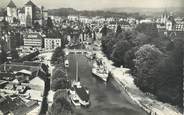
[0,0,183,115]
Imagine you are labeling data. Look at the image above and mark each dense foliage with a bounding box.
[50,46,72,115]
[134,44,164,92]
[48,90,73,115]
[101,23,183,108]
[51,47,65,65]
[51,68,68,91]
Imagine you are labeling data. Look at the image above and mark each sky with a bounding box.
[0,0,183,10]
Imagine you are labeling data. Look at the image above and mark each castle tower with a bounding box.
[25,0,34,27]
[7,0,17,18]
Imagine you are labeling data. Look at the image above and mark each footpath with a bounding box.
[95,50,182,115]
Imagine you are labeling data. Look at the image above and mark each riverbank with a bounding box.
[95,50,182,115]
[38,52,55,115]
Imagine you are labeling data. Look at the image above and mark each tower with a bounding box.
[7,0,17,18]
[25,0,33,27]
[161,10,168,24]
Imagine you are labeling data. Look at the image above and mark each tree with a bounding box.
[10,49,19,61]
[48,90,72,115]
[33,22,41,31]
[51,47,65,65]
[134,44,163,93]
[0,49,7,64]
[101,32,116,58]
[100,25,108,37]
[111,40,131,66]
[133,32,150,47]
[155,39,183,107]
[123,48,136,69]
[135,23,158,38]
[47,17,53,30]
[2,19,9,33]
[116,25,122,36]
[51,78,68,91]
[51,68,68,91]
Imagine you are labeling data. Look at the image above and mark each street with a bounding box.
[67,53,148,115]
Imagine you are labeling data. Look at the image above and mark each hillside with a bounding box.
[48,8,143,18]
[103,7,184,16]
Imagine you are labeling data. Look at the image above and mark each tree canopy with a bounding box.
[101,26,183,109]
[49,90,72,115]
[134,44,163,92]
[51,47,65,65]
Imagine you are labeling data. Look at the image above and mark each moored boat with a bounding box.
[92,59,109,82]
[92,67,109,82]
[69,62,90,107]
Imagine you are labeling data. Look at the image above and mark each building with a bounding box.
[0,95,38,115]
[18,8,26,26]
[23,32,43,50]
[160,11,184,32]
[160,11,168,24]
[44,38,61,50]
[7,0,17,18]
[166,15,176,31]
[140,18,153,24]
[29,76,45,101]
[175,21,184,32]
[6,0,48,27]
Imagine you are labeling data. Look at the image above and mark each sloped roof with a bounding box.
[7,0,16,8]
[29,77,44,85]
[25,0,36,7]
[17,69,32,75]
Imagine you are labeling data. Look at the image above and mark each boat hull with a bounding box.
[92,68,108,82]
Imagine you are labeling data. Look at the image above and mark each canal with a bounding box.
[67,53,148,115]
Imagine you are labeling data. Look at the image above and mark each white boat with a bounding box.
[65,59,69,67]
[92,59,109,82]
[69,62,90,107]
[71,81,90,107]
[69,87,81,107]
[92,67,109,82]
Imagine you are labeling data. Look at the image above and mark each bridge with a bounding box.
[64,49,92,55]
[64,48,100,56]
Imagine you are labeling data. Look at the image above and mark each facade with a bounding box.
[166,20,173,31]
[6,0,48,26]
[23,32,42,49]
[44,38,61,50]
[7,0,17,18]
[18,8,26,25]
[175,21,184,32]
[160,11,168,24]
[160,11,184,32]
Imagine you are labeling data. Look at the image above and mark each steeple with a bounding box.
[7,0,16,8]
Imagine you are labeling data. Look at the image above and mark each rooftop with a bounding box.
[0,95,38,115]
[25,0,36,7]
[7,0,16,8]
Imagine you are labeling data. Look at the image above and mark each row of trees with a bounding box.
[101,23,183,109]
[48,89,73,115]
[49,47,73,115]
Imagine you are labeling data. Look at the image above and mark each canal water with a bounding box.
[67,53,148,115]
